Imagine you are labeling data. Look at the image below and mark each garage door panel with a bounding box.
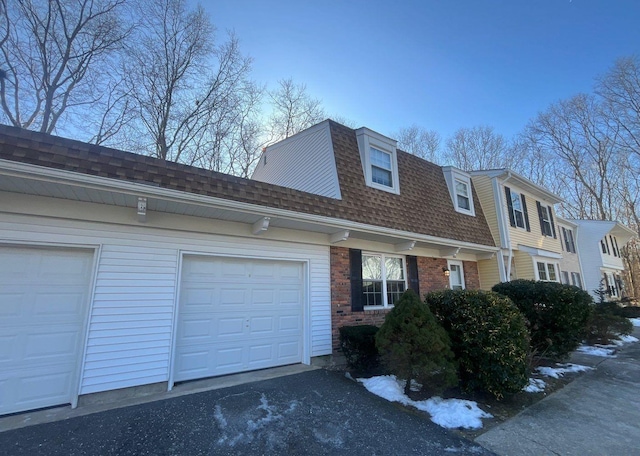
[0,294,21,317]
[218,317,245,337]
[34,291,87,318]
[0,246,92,415]
[175,256,304,382]
[23,329,82,361]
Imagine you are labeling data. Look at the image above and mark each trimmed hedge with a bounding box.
[339,325,380,371]
[426,289,530,400]
[492,280,593,360]
[376,290,457,395]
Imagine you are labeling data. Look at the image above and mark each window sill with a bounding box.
[364,305,394,312]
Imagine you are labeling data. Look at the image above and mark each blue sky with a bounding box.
[204,0,640,140]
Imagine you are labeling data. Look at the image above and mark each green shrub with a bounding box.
[376,290,457,396]
[586,302,634,344]
[426,289,529,400]
[492,280,593,360]
[339,325,380,371]
[618,306,640,319]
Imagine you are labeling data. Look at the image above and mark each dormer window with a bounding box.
[455,180,470,210]
[443,166,475,216]
[370,147,393,187]
[356,127,400,194]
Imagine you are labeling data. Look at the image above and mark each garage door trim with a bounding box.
[168,251,311,390]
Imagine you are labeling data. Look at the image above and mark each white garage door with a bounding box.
[0,246,93,415]
[174,256,304,382]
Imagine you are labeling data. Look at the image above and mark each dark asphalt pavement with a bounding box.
[0,369,491,455]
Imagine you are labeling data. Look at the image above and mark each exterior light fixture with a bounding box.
[443,267,450,277]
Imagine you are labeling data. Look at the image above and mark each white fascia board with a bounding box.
[0,159,499,254]
[555,215,578,228]
[470,169,563,204]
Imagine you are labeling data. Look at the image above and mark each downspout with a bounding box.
[493,172,514,282]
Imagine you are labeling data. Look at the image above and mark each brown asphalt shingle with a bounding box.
[0,122,495,247]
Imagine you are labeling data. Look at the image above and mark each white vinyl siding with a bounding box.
[251,121,341,199]
[0,211,331,396]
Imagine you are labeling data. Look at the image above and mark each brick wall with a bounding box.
[330,247,391,351]
[463,260,480,289]
[417,256,450,293]
[330,246,482,353]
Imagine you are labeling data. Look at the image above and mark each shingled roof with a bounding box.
[328,121,494,246]
[0,122,495,247]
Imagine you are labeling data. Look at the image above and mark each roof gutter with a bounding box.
[0,159,499,254]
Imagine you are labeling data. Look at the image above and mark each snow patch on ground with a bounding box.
[358,375,492,429]
[536,363,593,379]
[617,334,639,344]
[630,318,640,327]
[523,378,546,393]
[577,345,617,357]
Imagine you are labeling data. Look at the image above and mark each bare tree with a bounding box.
[267,78,325,141]
[444,125,511,171]
[523,94,622,221]
[596,55,640,158]
[0,0,129,135]
[394,124,441,162]
[121,0,258,169]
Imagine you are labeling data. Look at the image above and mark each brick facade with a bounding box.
[330,246,481,353]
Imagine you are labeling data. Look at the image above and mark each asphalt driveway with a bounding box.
[0,369,490,456]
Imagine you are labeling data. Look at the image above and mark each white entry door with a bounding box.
[174,256,304,382]
[0,246,93,415]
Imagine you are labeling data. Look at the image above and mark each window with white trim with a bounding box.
[443,167,475,216]
[562,227,576,253]
[571,272,582,289]
[604,272,619,298]
[536,261,559,282]
[448,260,465,290]
[510,190,526,228]
[538,203,555,237]
[455,180,471,211]
[362,254,406,308]
[370,147,393,187]
[356,128,400,194]
[561,270,570,284]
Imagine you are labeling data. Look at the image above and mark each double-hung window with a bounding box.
[571,272,582,289]
[455,180,471,211]
[562,227,576,253]
[510,191,525,228]
[537,261,558,282]
[536,201,556,238]
[505,186,529,230]
[370,147,393,188]
[362,254,406,308]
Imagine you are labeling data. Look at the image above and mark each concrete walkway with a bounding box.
[475,327,640,456]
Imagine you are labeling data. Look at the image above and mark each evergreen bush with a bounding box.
[492,280,593,360]
[426,289,530,400]
[586,302,634,344]
[375,290,457,396]
[339,325,380,371]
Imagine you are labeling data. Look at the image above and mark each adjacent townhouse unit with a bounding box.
[469,169,564,289]
[571,220,636,301]
[0,120,497,416]
[556,216,584,289]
